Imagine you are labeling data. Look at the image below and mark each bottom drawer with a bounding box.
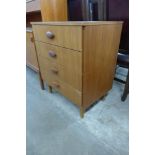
[41,69,82,106]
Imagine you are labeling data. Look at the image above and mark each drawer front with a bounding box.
[41,69,81,106]
[38,57,82,91]
[35,42,82,69]
[55,80,81,106]
[35,41,58,64]
[33,25,82,51]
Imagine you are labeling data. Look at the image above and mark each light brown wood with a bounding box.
[82,24,123,109]
[32,21,123,117]
[26,0,69,91]
[55,80,81,106]
[26,0,41,13]
[26,31,39,71]
[35,41,82,66]
[35,42,82,90]
[80,106,84,118]
[41,73,82,106]
[38,56,82,91]
[33,25,82,51]
[31,21,123,26]
[48,85,52,93]
[40,0,68,21]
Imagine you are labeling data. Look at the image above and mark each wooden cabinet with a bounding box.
[32,21,123,118]
[26,28,39,71]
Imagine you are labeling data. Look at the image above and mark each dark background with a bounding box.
[68,0,129,51]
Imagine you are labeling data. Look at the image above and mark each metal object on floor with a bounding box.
[114,49,129,101]
[121,71,129,101]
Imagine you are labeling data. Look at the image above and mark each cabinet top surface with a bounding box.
[31,21,123,26]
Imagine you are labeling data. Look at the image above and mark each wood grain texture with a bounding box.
[40,70,82,106]
[53,79,82,106]
[26,0,41,13]
[38,55,82,91]
[32,21,123,117]
[26,31,39,71]
[82,24,123,109]
[33,25,82,51]
[40,0,68,21]
[35,42,82,75]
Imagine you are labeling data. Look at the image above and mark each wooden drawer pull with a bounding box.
[51,69,58,74]
[48,51,56,57]
[52,82,60,88]
[46,31,55,39]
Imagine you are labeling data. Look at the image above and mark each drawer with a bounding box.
[35,42,82,75]
[41,70,82,106]
[40,67,59,84]
[33,25,82,51]
[38,57,82,91]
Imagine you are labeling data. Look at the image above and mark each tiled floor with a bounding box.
[26,67,129,155]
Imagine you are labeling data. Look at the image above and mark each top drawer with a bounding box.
[32,25,82,51]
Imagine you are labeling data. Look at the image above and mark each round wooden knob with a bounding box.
[48,51,56,57]
[51,69,58,74]
[46,31,55,39]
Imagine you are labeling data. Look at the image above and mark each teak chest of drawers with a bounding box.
[32,21,123,118]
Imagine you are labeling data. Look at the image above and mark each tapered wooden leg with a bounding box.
[48,85,52,93]
[38,72,44,90]
[80,106,85,118]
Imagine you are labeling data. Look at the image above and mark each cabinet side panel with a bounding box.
[26,32,39,71]
[83,24,122,109]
